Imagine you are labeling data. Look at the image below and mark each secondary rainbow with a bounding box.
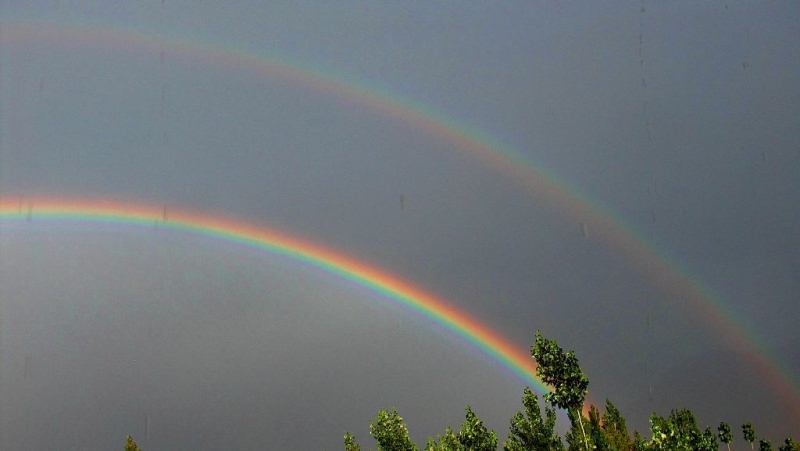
[0,197,551,394]
[2,22,798,420]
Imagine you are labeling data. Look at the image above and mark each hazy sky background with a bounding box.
[1,1,799,449]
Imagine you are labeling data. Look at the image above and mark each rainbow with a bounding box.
[2,22,799,420]
[0,197,550,394]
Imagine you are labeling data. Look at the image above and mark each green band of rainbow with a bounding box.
[0,197,550,394]
[2,22,798,421]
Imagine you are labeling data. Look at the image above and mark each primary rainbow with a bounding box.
[2,22,799,420]
[0,197,550,394]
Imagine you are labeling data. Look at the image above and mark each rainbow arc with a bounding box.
[2,22,798,420]
[0,197,549,394]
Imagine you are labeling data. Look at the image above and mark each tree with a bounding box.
[743,423,757,450]
[425,426,460,451]
[370,409,418,451]
[344,432,361,451]
[423,406,496,451]
[343,332,800,450]
[779,438,800,451]
[125,435,141,451]
[718,422,733,451]
[696,427,719,451]
[503,386,563,451]
[586,405,610,451]
[632,432,648,451]
[457,406,498,451]
[602,400,632,451]
[531,331,590,451]
[647,409,716,451]
[564,410,588,451]
[648,411,690,450]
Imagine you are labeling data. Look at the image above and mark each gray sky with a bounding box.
[1,1,799,449]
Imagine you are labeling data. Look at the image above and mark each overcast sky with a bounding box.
[1,1,799,449]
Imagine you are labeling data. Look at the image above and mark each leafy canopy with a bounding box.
[531,331,588,411]
[125,435,141,451]
[503,386,563,451]
[370,409,418,451]
[744,422,758,446]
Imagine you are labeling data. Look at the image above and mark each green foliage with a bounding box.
[503,387,563,451]
[697,427,719,451]
[424,406,496,451]
[531,331,589,412]
[587,405,612,451]
[457,406,498,451]
[779,438,800,451]
[744,423,757,449]
[564,410,587,451]
[531,331,590,451]
[343,332,796,451]
[718,422,733,450]
[601,400,632,451]
[425,427,460,451]
[344,432,361,451]
[632,432,648,451]
[370,409,418,451]
[646,409,716,451]
[125,435,141,451]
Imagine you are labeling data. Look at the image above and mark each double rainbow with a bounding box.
[2,22,798,420]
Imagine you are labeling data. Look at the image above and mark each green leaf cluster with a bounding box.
[124,435,141,451]
[647,409,717,451]
[779,438,800,451]
[425,407,499,450]
[349,405,499,451]
[503,387,562,451]
[456,406,498,451]
[602,400,631,451]
[345,431,362,451]
[370,409,418,451]
[530,332,588,412]
[531,331,590,451]
[744,422,758,448]
[718,422,733,451]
